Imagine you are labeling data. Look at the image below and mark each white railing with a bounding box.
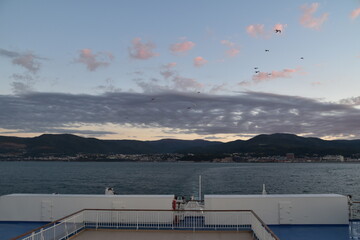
[17,211,85,240]
[13,209,279,240]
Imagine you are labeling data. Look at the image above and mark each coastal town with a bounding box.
[1,152,359,163]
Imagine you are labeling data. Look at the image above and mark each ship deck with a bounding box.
[69,229,254,240]
[2,221,360,240]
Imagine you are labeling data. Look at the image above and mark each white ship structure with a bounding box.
[1,185,360,240]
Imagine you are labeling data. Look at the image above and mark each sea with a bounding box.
[1,161,360,200]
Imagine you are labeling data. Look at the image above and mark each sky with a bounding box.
[1,0,360,142]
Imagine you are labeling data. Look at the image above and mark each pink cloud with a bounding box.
[246,24,265,38]
[273,23,287,32]
[252,68,299,83]
[300,3,329,30]
[160,70,175,79]
[0,49,46,73]
[221,40,240,57]
[220,40,235,47]
[172,76,203,91]
[350,7,360,19]
[238,81,252,87]
[163,62,177,68]
[194,56,208,67]
[170,41,195,54]
[12,53,40,73]
[75,49,114,71]
[129,38,159,60]
[226,48,240,57]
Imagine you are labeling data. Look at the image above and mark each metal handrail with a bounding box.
[12,209,279,240]
[251,210,280,240]
[11,209,84,240]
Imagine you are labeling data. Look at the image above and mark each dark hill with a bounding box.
[205,133,360,157]
[0,133,359,157]
[0,134,222,156]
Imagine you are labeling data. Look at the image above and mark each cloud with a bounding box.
[11,82,34,94]
[252,68,300,83]
[135,74,203,93]
[300,3,329,30]
[12,54,41,73]
[339,96,360,106]
[163,62,177,68]
[96,78,121,93]
[160,62,177,79]
[194,56,208,67]
[129,38,159,60]
[1,91,360,139]
[350,7,360,19]
[10,73,34,82]
[172,76,204,91]
[0,48,19,58]
[160,70,175,79]
[75,49,114,71]
[209,83,228,94]
[170,40,195,54]
[0,48,45,73]
[246,24,265,38]
[238,81,252,87]
[9,73,36,94]
[220,40,240,57]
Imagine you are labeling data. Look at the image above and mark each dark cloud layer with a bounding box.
[0,91,359,139]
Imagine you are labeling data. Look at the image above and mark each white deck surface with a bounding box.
[70,229,254,240]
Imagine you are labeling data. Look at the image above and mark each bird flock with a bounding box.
[149,28,305,112]
[253,29,304,75]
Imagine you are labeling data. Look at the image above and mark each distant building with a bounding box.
[322,155,344,162]
[286,153,295,160]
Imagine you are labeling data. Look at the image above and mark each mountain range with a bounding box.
[0,133,359,157]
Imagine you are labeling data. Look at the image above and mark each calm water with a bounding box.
[1,161,360,200]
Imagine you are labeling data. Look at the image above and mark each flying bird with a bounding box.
[300,57,304,60]
[265,49,270,52]
[255,71,260,74]
[254,67,258,70]
[275,29,281,33]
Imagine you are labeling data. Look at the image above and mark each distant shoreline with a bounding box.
[1,159,359,163]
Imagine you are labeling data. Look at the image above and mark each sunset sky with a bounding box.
[1,0,360,141]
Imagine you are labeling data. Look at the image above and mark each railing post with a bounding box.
[237,214,239,232]
[31,231,35,240]
[157,212,160,230]
[116,211,119,229]
[136,212,139,230]
[39,228,44,240]
[96,212,99,230]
